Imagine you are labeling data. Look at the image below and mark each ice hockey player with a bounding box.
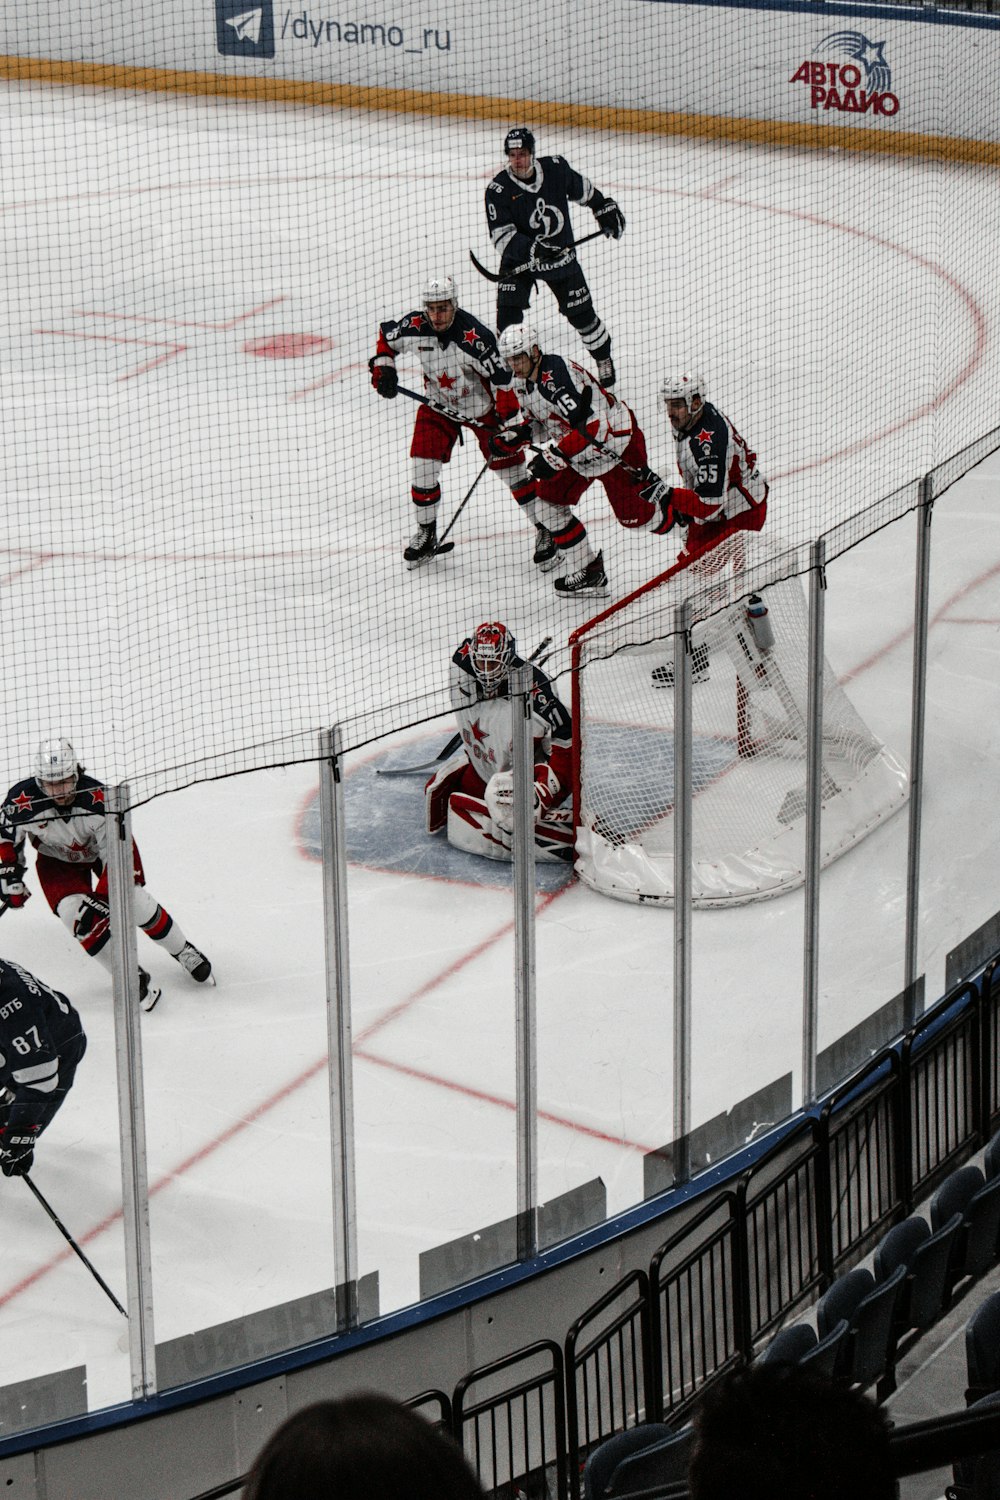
[485,126,625,389]
[369,273,564,572]
[651,373,770,686]
[0,739,213,1012]
[495,323,677,597]
[424,623,574,863]
[0,956,86,1178]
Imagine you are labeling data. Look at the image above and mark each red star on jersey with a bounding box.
[403,315,422,329]
[469,719,488,744]
[696,429,713,448]
[462,327,480,346]
[541,370,556,386]
[90,787,105,806]
[12,791,33,813]
[438,371,457,390]
[68,840,90,855]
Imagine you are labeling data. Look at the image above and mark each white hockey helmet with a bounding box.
[36,737,79,787]
[421,273,458,310]
[498,323,540,363]
[470,621,515,694]
[660,372,706,408]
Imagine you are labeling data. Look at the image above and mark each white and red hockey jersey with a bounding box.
[509,354,634,477]
[672,402,768,527]
[0,774,110,870]
[375,308,516,424]
[449,640,573,797]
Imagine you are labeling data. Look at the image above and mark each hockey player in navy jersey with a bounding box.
[424,622,574,864]
[484,126,625,388]
[370,273,583,572]
[0,957,86,1178]
[494,324,677,597]
[0,739,212,1012]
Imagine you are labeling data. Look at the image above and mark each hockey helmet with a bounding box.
[498,323,540,363]
[36,737,80,793]
[470,622,515,694]
[660,372,705,408]
[504,126,535,158]
[421,273,458,309]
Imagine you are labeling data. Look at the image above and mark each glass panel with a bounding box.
[917,456,1000,1000]
[816,519,916,1083]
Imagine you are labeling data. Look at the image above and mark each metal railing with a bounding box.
[190,959,1000,1500]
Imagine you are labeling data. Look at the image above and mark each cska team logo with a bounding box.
[789,31,899,117]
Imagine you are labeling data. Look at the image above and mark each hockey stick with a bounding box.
[0,899,9,920]
[376,636,553,776]
[22,1172,129,1318]
[396,385,497,435]
[469,228,605,283]
[427,458,490,561]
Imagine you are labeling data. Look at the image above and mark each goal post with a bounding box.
[569,536,909,907]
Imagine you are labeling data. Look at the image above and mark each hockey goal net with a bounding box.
[570,535,909,907]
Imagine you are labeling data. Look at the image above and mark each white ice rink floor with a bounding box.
[0,82,999,1418]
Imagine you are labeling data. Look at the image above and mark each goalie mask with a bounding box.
[469,622,515,695]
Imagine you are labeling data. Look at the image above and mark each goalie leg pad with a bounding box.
[425,753,473,835]
[447,793,513,862]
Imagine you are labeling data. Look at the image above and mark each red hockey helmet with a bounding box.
[470,622,515,694]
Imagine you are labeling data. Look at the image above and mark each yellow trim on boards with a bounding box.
[1,51,999,166]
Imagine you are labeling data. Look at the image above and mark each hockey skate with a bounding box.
[652,643,710,687]
[404,521,448,569]
[176,941,214,985]
[138,967,162,1013]
[533,524,558,572]
[596,356,616,390]
[554,550,608,597]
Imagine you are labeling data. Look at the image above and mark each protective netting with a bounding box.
[1,1,999,805]
[573,532,910,905]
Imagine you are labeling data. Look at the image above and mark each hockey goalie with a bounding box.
[425,622,575,864]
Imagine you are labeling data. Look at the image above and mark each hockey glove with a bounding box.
[0,1136,35,1177]
[593,197,626,240]
[368,355,398,399]
[488,421,532,460]
[529,235,575,273]
[485,771,515,834]
[528,444,568,483]
[0,865,29,908]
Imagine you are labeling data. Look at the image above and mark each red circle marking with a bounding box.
[243,333,334,359]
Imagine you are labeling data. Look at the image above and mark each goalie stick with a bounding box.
[376,636,554,776]
[469,228,604,283]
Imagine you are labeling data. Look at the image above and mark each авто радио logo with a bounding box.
[789,32,899,117]
[217,0,276,57]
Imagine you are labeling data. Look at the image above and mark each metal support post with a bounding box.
[802,542,827,1107]
[905,479,933,1001]
[104,783,156,1398]
[510,663,538,1260]
[318,728,359,1329]
[672,606,693,1183]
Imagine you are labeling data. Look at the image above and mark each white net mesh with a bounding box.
[574,534,909,905]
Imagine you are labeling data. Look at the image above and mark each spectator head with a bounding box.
[688,1364,895,1500]
[242,1391,485,1500]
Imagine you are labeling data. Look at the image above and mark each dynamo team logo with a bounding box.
[217,0,276,58]
[789,31,899,117]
